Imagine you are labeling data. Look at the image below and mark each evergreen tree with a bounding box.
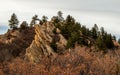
[20,21,28,29]
[104,34,114,49]
[67,31,80,48]
[100,27,105,36]
[118,38,120,44]
[112,35,116,41]
[57,11,63,17]
[65,15,75,24]
[96,35,106,50]
[96,28,114,50]
[60,15,81,39]
[57,11,64,21]
[42,15,48,23]
[81,26,87,35]
[8,13,19,29]
[39,19,43,25]
[51,16,59,23]
[91,24,98,39]
[86,28,91,36]
[58,15,82,48]
[30,15,39,27]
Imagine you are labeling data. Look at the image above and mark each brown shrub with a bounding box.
[0,46,120,75]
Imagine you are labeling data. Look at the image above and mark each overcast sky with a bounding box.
[0,0,120,38]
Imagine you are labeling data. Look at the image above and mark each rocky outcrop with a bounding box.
[0,28,35,62]
[113,40,120,48]
[26,23,54,63]
[25,22,67,63]
[56,34,67,53]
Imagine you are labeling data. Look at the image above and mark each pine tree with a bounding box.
[61,15,79,39]
[59,15,82,48]
[20,21,28,29]
[112,35,116,41]
[67,31,80,48]
[51,16,59,23]
[81,26,87,35]
[100,27,105,36]
[118,38,120,44]
[30,15,39,27]
[96,35,106,50]
[91,24,98,39]
[57,11,64,21]
[57,11,62,17]
[42,15,48,23]
[104,34,114,49]
[8,13,19,29]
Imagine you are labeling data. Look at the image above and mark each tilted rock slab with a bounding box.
[25,22,56,63]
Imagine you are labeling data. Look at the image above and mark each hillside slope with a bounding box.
[0,13,120,75]
[0,28,35,62]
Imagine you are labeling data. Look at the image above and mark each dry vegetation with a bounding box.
[0,46,120,75]
[0,28,35,62]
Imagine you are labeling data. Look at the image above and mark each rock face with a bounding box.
[56,34,67,53]
[25,22,67,63]
[113,40,120,48]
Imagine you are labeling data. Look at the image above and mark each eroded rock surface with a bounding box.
[26,22,67,63]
